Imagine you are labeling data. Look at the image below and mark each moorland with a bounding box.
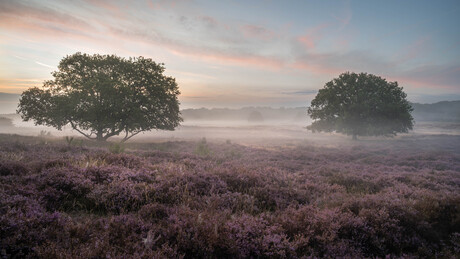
[1,121,459,257]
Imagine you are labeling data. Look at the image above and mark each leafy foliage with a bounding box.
[308,72,414,138]
[18,53,182,142]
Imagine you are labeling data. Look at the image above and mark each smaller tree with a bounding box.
[18,53,182,142]
[307,72,414,139]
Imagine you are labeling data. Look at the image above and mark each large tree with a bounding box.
[307,72,414,139]
[18,53,182,142]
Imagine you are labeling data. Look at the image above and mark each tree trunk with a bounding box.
[352,134,357,140]
[96,131,105,141]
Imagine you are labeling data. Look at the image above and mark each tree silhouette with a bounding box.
[18,53,182,142]
[307,72,413,139]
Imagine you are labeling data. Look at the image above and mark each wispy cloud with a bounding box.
[0,0,458,104]
[0,78,47,91]
[12,55,27,61]
[392,63,460,90]
[0,0,92,31]
[281,90,317,95]
[0,0,344,73]
[392,36,431,65]
[35,61,55,69]
[296,23,329,50]
[331,0,352,29]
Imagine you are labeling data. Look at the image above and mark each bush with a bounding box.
[109,142,125,154]
[195,137,210,157]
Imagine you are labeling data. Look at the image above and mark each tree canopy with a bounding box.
[18,53,182,142]
[307,72,414,139]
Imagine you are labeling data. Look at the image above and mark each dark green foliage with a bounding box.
[18,53,182,142]
[308,72,414,139]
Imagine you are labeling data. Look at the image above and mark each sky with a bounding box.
[1,0,459,108]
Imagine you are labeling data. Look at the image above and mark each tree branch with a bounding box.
[121,131,141,143]
[69,121,96,140]
[103,128,124,140]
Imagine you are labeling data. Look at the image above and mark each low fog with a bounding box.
[1,103,459,147]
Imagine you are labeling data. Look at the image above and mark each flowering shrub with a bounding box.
[0,134,459,258]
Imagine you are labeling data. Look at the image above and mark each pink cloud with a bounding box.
[297,23,329,50]
[2,0,457,94]
[389,64,460,90]
[169,48,284,70]
[298,35,315,49]
[0,1,91,32]
[85,0,120,13]
[0,1,308,72]
[105,23,285,70]
[0,2,145,56]
[389,76,457,90]
[83,0,132,21]
[0,16,103,48]
[290,60,343,76]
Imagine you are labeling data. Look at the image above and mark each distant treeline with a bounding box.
[0,117,14,127]
[181,107,307,122]
[0,92,20,114]
[1,90,459,123]
[410,101,460,122]
[182,101,460,122]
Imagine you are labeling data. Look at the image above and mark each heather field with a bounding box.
[1,133,460,258]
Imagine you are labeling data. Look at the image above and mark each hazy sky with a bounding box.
[1,0,459,108]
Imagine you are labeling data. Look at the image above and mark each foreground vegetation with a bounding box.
[1,134,459,258]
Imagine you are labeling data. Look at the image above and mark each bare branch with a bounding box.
[121,131,141,143]
[69,121,96,140]
[103,128,124,140]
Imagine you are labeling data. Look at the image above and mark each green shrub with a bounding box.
[195,137,210,157]
[109,143,125,154]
